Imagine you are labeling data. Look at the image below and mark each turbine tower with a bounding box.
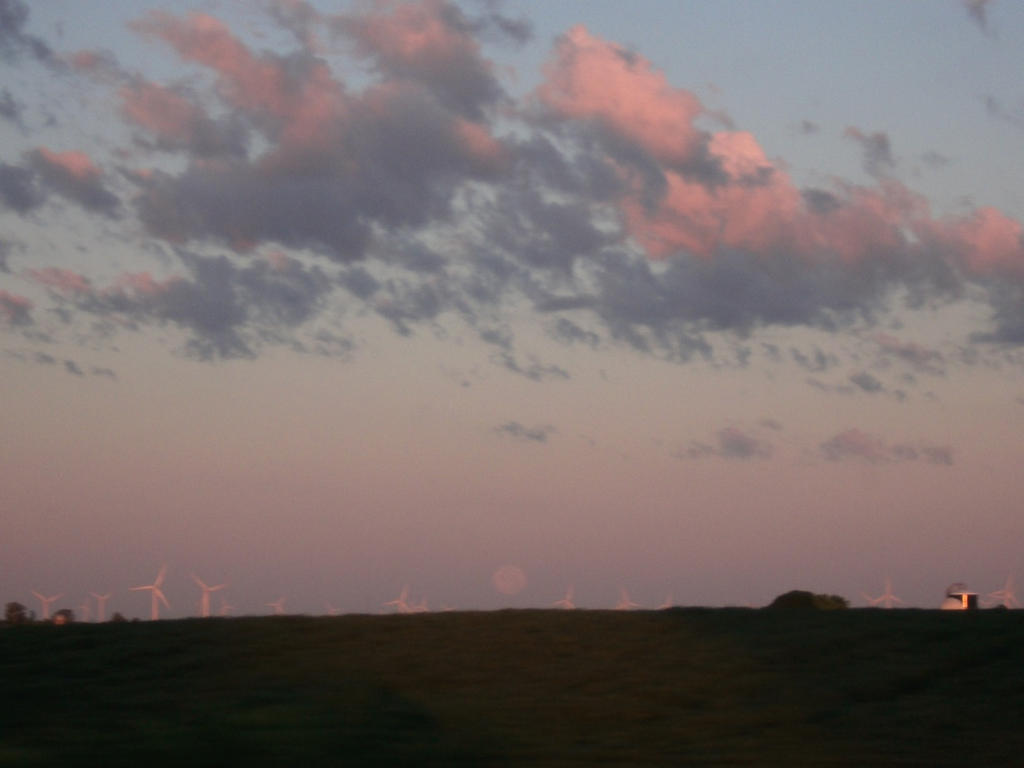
[90,592,112,622]
[266,597,286,615]
[987,573,1019,609]
[383,585,411,614]
[130,565,170,620]
[862,576,904,609]
[192,574,227,618]
[31,591,63,621]
[217,596,234,616]
[615,587,640,610]
[553,585,576,609]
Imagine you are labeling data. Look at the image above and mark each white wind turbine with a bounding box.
[192,574,227,618]
[78,599,92,623]
[324,601,339,616]
[217,596,234,616]
[862,576,904,608]
[986,573,1020,609]
[409,595,429,613]
[266,597,286,615]
[615,587,641,610]
[383,585,411,613]
[90,592,112,622]
[553,585,576,609]
[131,565,171,620]
[31,591,63,621]
[658,593,674,610]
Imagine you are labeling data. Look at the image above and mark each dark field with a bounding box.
[2,608,1023,766]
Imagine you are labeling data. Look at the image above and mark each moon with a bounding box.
[492,565,527,595]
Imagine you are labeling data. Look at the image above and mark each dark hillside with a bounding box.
[2,609,1022,766]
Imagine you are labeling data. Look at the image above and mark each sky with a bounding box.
[2,0,1024,619]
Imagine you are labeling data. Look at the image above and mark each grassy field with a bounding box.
[2,608,1023,766]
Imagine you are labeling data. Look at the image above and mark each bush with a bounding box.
[4,602,31,624]
[767,590,849,610]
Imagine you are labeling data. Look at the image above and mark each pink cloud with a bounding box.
[346,0,482,77]
[453,117,507,170]
[0,290,32,324]
[534,27,982,272]
[931,207,1024,276]
[26,267,92,295]
[620,134,803,259]
[120,82,200,144]
[110,272,179,296]
[131,11,347,148]
[33,148,100,183]
[538,25,704,168]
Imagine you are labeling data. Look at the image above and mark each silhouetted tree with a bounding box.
[110,611,126,623]
[53,608,74,625]
[4,601,31,624]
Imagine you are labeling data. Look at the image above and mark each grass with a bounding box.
[2,608,1023,766]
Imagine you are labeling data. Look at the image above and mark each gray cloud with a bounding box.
[29,150,119,215]
[495,421,555,443]
[984,95,1024,131]
[791,346,836,372]
[3,0,1023,379]
[844,127,895,178]
[849,370,884,393]
[0,163,44,212]
[0,289,31,325]
[0,88,21,123]
[872,333,945,375]
[682,426,772,461]
[0,0,52,64]
[820,428,953,465]
[66,251,334,361]
[964,0,995,33]
[337,1,507,120]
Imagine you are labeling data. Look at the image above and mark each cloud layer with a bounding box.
[1,0,1023,373]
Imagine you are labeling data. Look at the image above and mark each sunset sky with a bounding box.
[3,0,1024,618]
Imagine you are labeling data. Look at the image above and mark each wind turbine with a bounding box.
[90,592,112,622]
[658,593,674,610]
[78,599,92,623]
[130,565,171,620]
[217,596,234,616]
[862,576,904,608]
[192,574,226,618]
[986,573,1019,608]
[266,597,286,615]
[383,585,411,614]
[324,601,339,616]
[409,595,429,613]
[615,587,641,611]
[31,591,63,621]
[553,585,576,609]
